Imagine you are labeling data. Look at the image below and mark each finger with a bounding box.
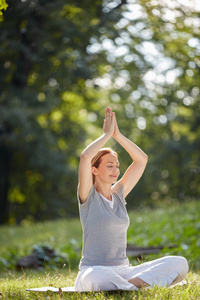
[112,114,116,124]
[107,107,112,114]
[105,109,109,119]
[106,109,111,120]
[106,107,110,114]
[105,111,110,121]
[109,107,113,115]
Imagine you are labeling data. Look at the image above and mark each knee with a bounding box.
[168,256,189,276]
[178,256,189,276]
[81,266,109,291]
[83,266,102,283]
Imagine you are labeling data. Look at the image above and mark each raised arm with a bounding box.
[78,107,114,203]
[112,112,148,198]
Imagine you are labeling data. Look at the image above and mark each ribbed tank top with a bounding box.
[78,181,130,268]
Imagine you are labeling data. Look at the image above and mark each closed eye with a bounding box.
[107,165,120,168]
[106,162,120,168]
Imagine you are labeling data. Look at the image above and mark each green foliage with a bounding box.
[0,0,109,223]
[96,0,200,206]
[0,217,82,270]
[127,201,200,271]
[0,201,199,272]
[33,242,81,270]
[0,241,81,271]
[0,0,199,223]
[0,247,20,270]
[0,0,8,21]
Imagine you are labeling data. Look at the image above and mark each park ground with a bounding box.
[0,201,200,299]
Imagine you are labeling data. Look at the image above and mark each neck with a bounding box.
[94,181,112,201]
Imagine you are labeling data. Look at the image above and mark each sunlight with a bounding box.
[136,117,146,130]
[122,3,147,20]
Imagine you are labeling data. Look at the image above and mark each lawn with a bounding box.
[0,269,199,300]
[0,200,200,299]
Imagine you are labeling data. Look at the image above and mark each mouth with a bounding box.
[110,175,117,178]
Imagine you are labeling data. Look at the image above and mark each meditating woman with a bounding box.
[75,107,188,292]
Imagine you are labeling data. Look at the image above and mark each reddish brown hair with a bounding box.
[91,148,118,183]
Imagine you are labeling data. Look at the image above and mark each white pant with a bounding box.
[75,256,189,291]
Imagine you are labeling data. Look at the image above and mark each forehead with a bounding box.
[101,153,119,164]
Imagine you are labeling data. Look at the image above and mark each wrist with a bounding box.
[113,130,121,140]
[104,131,113,139]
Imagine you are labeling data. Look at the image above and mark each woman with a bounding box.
[75,107,188,292]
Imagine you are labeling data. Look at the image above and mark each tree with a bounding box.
[0,0,115,223]
[0,0,8,21]
[0,0,199,224]
[78,0,200,205]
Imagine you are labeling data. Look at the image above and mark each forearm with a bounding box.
[114,132,148,163]
[81,132,111,160]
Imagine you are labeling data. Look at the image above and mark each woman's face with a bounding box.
[92,153,120,184]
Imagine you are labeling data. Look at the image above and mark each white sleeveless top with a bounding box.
[78,181,130,268]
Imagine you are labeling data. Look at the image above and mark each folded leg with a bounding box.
[75,266,138,292]
[124,256,189,287]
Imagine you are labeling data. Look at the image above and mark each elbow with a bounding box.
[144,154,148,164]
[134,154,148,166]
[80,151,91,161]
[139,154,148,166]
[80,152,88,159]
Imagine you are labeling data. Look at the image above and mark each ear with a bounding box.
[92,166,98,176]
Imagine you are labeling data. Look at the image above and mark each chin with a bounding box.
[110,177,118,183]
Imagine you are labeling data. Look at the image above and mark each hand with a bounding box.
[103,107,115,136]
[112,112,120,139]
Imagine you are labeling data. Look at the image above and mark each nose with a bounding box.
[113,167,119,174]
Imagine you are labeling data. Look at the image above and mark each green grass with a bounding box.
[127,200,200,271]
[0,270,199,300]
[0,200,200,299]
[0,218,82,258]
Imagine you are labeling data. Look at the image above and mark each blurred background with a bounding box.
[0,0,199,225]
